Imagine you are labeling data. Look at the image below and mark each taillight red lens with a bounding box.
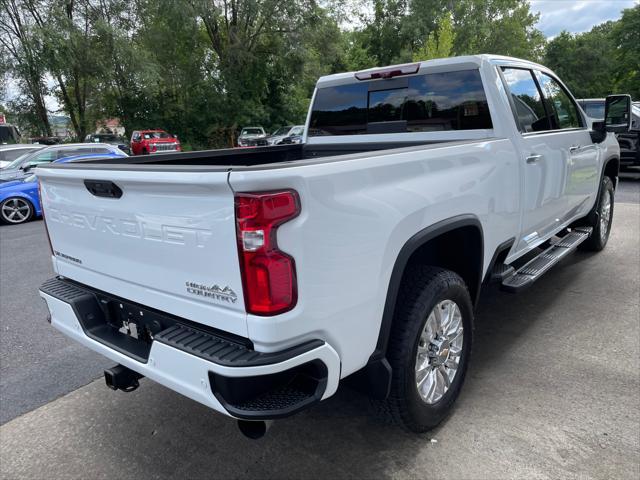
[37,179,54,255]
[235,190,300,315]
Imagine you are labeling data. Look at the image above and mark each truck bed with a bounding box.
[44,140,472,170]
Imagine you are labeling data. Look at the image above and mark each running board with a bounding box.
[501,227,592,293]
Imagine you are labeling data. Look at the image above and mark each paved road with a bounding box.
[0,178,638,479]
[617,169,640,203]
[0,222,110,425]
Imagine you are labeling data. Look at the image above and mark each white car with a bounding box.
[267,125,305,145]
[37,55,629,438]
[0,144,44,169]
[237,127,268,147]
[0,143,126,183]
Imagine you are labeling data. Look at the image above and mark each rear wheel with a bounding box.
[1,197,33,225]
[580,175,614,251]
[382,266,473,432]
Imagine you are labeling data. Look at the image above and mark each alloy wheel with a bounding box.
[415,300,464,404]
[1,198,31,224]
[599,188,612,243]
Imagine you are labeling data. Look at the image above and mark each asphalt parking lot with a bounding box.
[1,173,638,479]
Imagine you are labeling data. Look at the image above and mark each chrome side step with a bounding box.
[501,227,592,293]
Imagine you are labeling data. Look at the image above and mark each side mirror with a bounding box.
[22,163,35,172]
[604,94,632,133]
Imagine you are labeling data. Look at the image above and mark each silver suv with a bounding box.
[0,143,126,182]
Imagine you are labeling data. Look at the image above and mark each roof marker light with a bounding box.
[355,63,421,81]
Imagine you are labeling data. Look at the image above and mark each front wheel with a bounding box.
[1,197,34,225]
[580,175,614,251]
[382,266,473,432]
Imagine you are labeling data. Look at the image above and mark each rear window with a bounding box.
[3,148,39,162]
[309,69,492,136]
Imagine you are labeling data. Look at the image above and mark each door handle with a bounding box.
[526,154,542,164]
[569,145,581,153]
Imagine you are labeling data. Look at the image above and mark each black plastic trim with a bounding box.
[209,360,328,420]
[40,277,323,368]
[84,180,123,198]
[155,323,324,367]
[371,215,484,362]
[482,237,516,285]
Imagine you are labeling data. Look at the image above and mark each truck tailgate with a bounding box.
[37,167,247,336]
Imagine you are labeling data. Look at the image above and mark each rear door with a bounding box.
[501,67,598,253]
[37,166,248,336]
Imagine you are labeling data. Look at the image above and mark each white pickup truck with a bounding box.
[37,55,632,438]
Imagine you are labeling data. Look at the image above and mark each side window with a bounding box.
[535,72,582,129]
[57,148,93,159]
[501,67,549,132]
[29,150,57,164]
[308,83,368,135]
[93,147,111,154]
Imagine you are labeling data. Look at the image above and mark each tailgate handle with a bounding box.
[84,180,123,199]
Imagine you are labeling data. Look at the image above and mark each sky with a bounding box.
[530,0,639,37]
[3,0,639,113]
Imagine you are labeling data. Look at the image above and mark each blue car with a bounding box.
[0,153,125,225]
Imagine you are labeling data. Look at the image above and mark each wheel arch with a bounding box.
[576,154,620,228]
[347,215,484,399]
[603,155,619,186]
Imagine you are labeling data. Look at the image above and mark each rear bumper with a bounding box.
[39,277,340,419]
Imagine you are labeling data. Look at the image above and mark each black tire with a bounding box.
[580,175,614,252]
[381,266,473,432]
[0,197,34,225]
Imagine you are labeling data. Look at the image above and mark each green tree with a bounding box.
[404,0,545,61]
[544,24,618,98]
[357,0,411,66]
[0,0,51,136]
[413,13,455,61]
[612,4,640,98]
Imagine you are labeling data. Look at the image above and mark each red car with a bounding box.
[130,129,181,155]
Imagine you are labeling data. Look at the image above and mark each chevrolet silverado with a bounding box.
[37,55,632,438]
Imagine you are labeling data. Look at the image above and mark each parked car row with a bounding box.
[0,150,127,225]
[0,143,126,183]
[84,133,131,155]
[237,125,304,147]
[578,98,640,167]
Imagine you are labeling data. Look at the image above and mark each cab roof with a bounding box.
[316,54,551,89]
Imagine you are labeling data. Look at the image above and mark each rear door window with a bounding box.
[501,67,549,132]
[309,69,492,136]
[57,148,94,159]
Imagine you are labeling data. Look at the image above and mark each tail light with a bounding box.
[37,179,53,255]
[235,190,300,315]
